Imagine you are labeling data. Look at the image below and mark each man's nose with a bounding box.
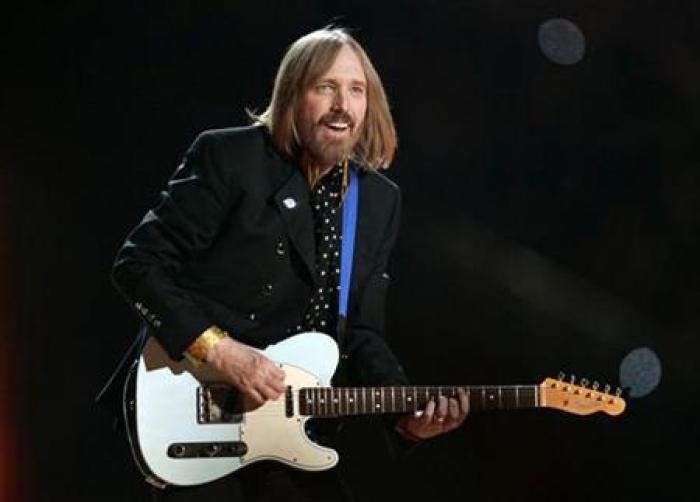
[331,88,348,111]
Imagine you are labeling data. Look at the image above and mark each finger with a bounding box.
[259,384,283,401]
[448,397,460,421]
[269,363,286,381]
[437,396,448,420]
[458,388,470,415]
[422,399,436,424]
[243,390,265,411]
[267,374,286,394]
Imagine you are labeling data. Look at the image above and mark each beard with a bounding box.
[298,111,361,167]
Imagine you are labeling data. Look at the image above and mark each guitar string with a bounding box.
[195,387,546,416]
[191,387,619,417]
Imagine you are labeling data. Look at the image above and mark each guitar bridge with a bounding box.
[197,385,243,424]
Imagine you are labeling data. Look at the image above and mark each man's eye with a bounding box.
[317,84,334,92]
[351,86,366,95]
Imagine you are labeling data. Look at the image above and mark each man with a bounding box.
[103,27,468,501]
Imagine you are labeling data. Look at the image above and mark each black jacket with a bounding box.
[100,125,407,406]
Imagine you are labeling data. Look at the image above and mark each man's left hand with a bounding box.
[396,389,469,441]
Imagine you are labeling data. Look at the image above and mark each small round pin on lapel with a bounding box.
[283,197,297,209]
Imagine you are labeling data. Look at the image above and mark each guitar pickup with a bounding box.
[197,385,244,424]
[167,442,248,458]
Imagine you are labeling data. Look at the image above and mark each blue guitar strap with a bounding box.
[337,166,358,358]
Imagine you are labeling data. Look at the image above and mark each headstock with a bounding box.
[539,374,626,416]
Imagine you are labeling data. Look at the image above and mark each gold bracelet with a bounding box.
[184,325,228,365]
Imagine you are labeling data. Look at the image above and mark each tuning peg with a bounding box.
[569,374,576,384]
[604,384,611,394]
[580,378,589,387]
[615,387,623,397]
[558,372,566,381]
[592,381,599,391]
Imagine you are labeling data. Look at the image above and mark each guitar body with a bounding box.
[123,332,341,488]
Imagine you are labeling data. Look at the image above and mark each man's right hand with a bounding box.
[206,337,286,409]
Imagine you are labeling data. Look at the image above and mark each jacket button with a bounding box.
[247,312,256,321]
[262,283,273,296]
[275,241,286,256]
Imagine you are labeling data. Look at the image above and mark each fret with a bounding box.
[534,385,539,407]
[391,387,396,413]
[498,386,502,409]
[331,387,335,416]
[353,387,358,415]
[515,386,520,408]
[481,387,486,410]
[370,388,376,413]
[402,387,406,412]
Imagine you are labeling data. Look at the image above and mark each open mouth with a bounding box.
[323,121,351,132]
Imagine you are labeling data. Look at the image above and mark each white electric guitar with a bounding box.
[123,332,626,488]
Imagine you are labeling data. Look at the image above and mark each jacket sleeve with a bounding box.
[111,130,242,359]
[344,187,409,386]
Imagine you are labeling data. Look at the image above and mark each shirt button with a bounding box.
[262,284,273,296]
[248,312,256,321]
[275,241,286,256]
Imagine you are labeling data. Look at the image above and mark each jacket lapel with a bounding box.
[271,163,317,283]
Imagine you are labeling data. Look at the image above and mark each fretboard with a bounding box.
[298,385,539,417]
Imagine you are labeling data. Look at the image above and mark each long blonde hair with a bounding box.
[253,27,397,169]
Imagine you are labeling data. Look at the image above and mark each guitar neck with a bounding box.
[298,385,540,418]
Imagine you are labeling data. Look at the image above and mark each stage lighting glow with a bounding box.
[538,18,586,65]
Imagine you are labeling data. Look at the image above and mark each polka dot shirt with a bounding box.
[297,164,343,334]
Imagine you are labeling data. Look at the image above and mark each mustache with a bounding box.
[319,111,355,127]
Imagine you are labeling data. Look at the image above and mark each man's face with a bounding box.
[297,44,368,168]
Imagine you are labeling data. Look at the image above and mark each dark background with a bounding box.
[4,1,699,500]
